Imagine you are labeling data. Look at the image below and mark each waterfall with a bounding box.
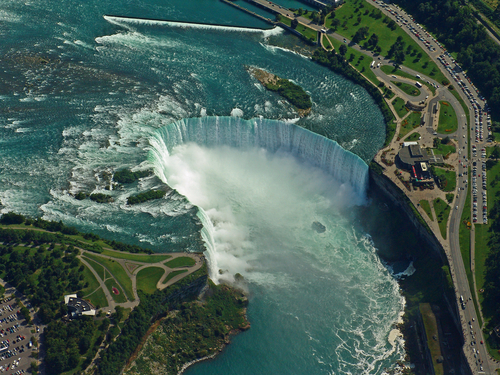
[147,116,369,279]
[196,208,218,278]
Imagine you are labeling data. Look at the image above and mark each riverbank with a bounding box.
[124,282,250,375]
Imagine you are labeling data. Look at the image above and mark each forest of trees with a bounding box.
[394,0,500,120]
[97,265,207,375]
[45,317,109,373]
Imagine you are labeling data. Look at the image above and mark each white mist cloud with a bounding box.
[157,142,364,284]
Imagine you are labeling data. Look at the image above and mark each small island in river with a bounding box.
[247,66,312,117]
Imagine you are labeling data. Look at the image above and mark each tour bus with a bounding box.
[415,82,422,88]
[370,61,375,68]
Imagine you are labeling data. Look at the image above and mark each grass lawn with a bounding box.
[86,287,108,309]
[84,253,135,301]
[474,159,500,327]
[165,257,196,268]
[449,87,469,126]
[433,166,456,192]
[406,132,420,142]
[399,111,421,139]
[328,0,446,83]
[392,96,408,119]
[105,278,127,304]
[475,224,489,301]
[419,303,444,375]
[419,200,433,221]
[163,270,188,285]
[278,15,317,42]
[323,35,333,50]
[433,140,456,159]
[82,256,105,280]
[433,197,451,239]
[392,81,421,96]
[80,264,101,296]
[437,101,458,134]
[327,36,378,85]
[381,65,436,95]
[136,267,165,294]
[100,249,171,263]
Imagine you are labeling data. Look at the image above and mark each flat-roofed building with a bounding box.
[64,294,96,318]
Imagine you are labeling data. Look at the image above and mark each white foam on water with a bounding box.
[261,43,310,59]
[103,15,279,35]
[230,107,244,117]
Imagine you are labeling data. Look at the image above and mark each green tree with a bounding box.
[339,44,347,56]
[291,18,298,29]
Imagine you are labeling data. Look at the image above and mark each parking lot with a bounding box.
[0,293,36,375]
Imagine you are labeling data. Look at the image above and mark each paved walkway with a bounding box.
[78,249,204,313]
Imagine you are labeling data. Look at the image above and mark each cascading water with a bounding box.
[148,116,371,280]
[148,116,369,197]
[146,116,405,373]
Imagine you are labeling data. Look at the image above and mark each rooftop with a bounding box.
[64,294,96,318]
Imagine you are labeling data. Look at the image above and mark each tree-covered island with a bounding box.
[247,66,312,116]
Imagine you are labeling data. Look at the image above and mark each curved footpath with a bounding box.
[78,249,204,313]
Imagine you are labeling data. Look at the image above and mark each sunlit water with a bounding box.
[0,0,405,372]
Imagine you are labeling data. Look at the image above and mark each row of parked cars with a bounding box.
[472,154,488,224]
[376,0,442,53]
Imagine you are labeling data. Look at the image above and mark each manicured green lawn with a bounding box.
[381,65,436,95]
[136,267,165,294]
[399,111,421,139]
[328,0,446,83]
[419,200,433,221]
[437,101,458,134]
[87,287,108,309]
[163,270,188,284]
[433,167,456,192]
[475,224,489,300]
[105,278,127,304]
[80,263,101,296]
[278,14,292,26]
[475,159,500,313]
[392,96,408,119]
[327,36,378,85]
[433,197,451,239]
[449,87,469,126]
[392,81,421,96]
[406,132,420,142]
[419,303,444,375]
[82,256,105,280]
[84,253,135,301]
[433,140,456,158]
[278,15,318,42]
[100,249,171,263]
[165,257,196,268]
[323,35,333,49]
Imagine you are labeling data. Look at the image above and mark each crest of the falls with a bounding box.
[148,116,369,197]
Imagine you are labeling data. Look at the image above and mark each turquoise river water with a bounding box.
[0,0,407,373]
